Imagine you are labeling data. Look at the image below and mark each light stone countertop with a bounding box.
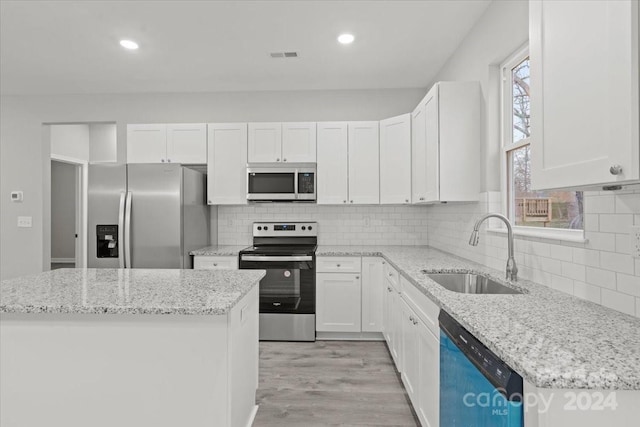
[0,268,265,316]
[190,245,247,256]
[316,245,640,391]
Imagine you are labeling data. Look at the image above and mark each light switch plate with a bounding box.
[632,225,640,259]
[11,191,23,202]
[17,216,32,228]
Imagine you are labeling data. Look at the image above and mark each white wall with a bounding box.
[89,123,117,163]
[50,124,90,161]
[0,88,424,279]
[218,204,428,246]
[425,0,640,318]
[50,161,76,260]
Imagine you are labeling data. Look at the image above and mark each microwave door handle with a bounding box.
[241,255,313,262]
[294,170,299,200]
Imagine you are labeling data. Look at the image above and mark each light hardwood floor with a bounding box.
[253,341,419,426]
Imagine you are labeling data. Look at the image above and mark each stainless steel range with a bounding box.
[238,222,317,341]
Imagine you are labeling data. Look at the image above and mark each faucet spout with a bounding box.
[469,213,518,281]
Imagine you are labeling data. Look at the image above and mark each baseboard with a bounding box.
[245,405,259,427]
[316,331,385,341]
[51,258,75,264]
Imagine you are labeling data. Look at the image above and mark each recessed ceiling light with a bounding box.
[337,33,355,45]
[119,39,139,50]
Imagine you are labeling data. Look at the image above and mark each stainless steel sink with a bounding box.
[424,272,523,295]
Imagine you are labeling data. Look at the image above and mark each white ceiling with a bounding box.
[0,0,491,95]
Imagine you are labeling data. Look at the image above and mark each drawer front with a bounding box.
[316,256,361,273]
[401,276,440,337]
[383,262,400,289]
[193,256,238,270]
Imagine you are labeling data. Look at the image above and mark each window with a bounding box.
[501,48,583,232]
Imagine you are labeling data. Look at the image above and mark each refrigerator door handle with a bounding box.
[124,191,132,268]
[118,192,126,268]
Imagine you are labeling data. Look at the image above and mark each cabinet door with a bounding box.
[382,276,393,345]
[282,122,317,163]
[207,123,248,205]
[411,103,428,203]
[390,285,403,370]
[423,86,440,202]
[193,255,238,270]
[361,257,384,332]
[166,124,207,164]
[417,321,439,427]
[316,273,361,332]
[127,124,167,163]
[530,0,639,189]
[348,121,380,204]
[400,299,419,403]
[317,122,349,204]
[380,114,412,204]
[247,123,282,163]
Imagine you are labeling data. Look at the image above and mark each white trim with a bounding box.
[50,154,88,268]
[245,405,259,427]
[487,226,587,243]
[51,258,75,264]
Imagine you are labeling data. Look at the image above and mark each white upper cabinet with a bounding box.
[348,121,380,204]
[413,82,481,203]
[411,103,428,203]
[380,113,412,204]
[282,122,317,163]
[127,124,167,164]
[317,122,349,204]
[248,122,317,163]
[166,124,207,164]
[207,123,248,205]
[530,0,639,189]
[247,122,282,163]
[127,123,206,164]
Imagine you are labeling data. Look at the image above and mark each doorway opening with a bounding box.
[50,160,81,269]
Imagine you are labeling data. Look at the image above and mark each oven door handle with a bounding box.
[240,255,313,262]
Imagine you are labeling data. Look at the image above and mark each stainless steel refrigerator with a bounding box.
[87,164,209,269]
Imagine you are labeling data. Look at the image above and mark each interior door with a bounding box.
[127,164,182,268]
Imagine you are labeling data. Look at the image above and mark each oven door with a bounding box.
[247,169,296,201]
[239,255,315,314]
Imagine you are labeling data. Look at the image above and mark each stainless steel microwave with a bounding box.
[247,164,316,202]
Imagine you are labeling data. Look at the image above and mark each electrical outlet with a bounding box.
[363,217,370,227]
[17,216,32,228]
[632,225,640,259]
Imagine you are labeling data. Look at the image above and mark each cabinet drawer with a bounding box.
[193,256,238,270]
[316,256,361,273]
[384,262,400,288]
[401,276,440,337]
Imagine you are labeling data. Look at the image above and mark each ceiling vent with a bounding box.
[270,51,299,58]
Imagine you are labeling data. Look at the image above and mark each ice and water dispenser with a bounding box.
[96,225,118,258]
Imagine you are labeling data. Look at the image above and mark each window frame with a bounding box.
[496,45,586,243]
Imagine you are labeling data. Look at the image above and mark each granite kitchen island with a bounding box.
[0,268,265,427]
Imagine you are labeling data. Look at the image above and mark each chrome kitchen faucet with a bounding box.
[469,213,518,282]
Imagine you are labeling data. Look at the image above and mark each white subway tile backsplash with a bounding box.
[426,189,640,318]
[585,267,616,290]
[601,289,636,316]
[573,281,601,304]
[217,204,429,246]
[616,273,640,297]
[600,251,635,275]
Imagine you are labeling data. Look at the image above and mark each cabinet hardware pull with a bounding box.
[343,200,346,203]
[350,200,353,203]
[213,263,218,267]
[167,159,171,163]
[355,276,359,279]
[161,159,165,162]
[283,158,287,162]
[337,264,341,267]
[609,165,623,175]
[276,158,280,162]
[388,272,393,276]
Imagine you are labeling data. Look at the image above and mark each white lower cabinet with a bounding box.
[316,272,362,332]
[400,276,440,427]
[193,256,238,270]
[361,257,384,332]
[382,263,403,369]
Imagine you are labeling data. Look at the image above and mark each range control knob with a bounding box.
[264,226,268,230]
[257,226,262,231]
[301,226,306,230]
[308,226,313,230]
